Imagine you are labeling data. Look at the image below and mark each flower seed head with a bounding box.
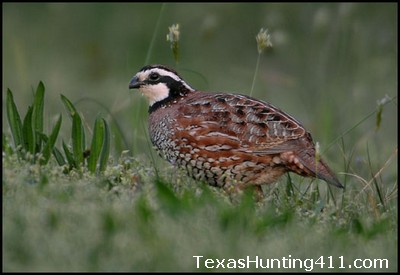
[167,24,180,63]
[166,24,180,44]
[256,28,273,54]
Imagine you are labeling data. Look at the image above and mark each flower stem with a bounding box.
[250,53,261,97]
[144,3,165,65]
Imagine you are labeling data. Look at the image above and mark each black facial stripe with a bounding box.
[147,75,190,114]
[160,75,181,89]
[144,75,185,92]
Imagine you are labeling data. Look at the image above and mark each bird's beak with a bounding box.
[129,76,143,89]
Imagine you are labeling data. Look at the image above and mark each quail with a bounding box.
[129,64,344,190]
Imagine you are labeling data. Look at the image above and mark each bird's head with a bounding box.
[129,64,194,107]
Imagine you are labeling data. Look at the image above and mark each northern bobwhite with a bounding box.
[129,64,343,190]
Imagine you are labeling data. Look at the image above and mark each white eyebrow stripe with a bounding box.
[138,68,194,91]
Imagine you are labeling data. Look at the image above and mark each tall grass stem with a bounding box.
[144,3,165,65]
[250,53,261,97]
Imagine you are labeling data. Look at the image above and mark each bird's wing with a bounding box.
[177,92,308,154]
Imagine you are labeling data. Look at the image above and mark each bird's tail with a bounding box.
[297,148,344,188]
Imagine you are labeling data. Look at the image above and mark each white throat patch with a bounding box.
[139,83,170,106]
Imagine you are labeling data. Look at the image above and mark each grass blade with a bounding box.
[72,112,85,166]
[6,89,24,157]
[3,133,14,156]
[52,147,66,166]
[88,116,105,173]
[99,118,110,172]
[32,81,45,151]
[155,178,182,215]
[22,106,35,155]
[63,141,76,168]
[61,94,78,117]
[40,115,62,165]
[366,144,386,211]
[144,3,165,65]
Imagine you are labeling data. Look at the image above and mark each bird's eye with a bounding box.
[149,72,160,81]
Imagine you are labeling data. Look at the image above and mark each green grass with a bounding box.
[2,153,397,271]
[2,3,398,272]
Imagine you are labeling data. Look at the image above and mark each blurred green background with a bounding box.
[2,3,398,272]
[3,2,397,186]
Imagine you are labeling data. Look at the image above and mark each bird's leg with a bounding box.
[225,183,265,203]
[253,185,265,202]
